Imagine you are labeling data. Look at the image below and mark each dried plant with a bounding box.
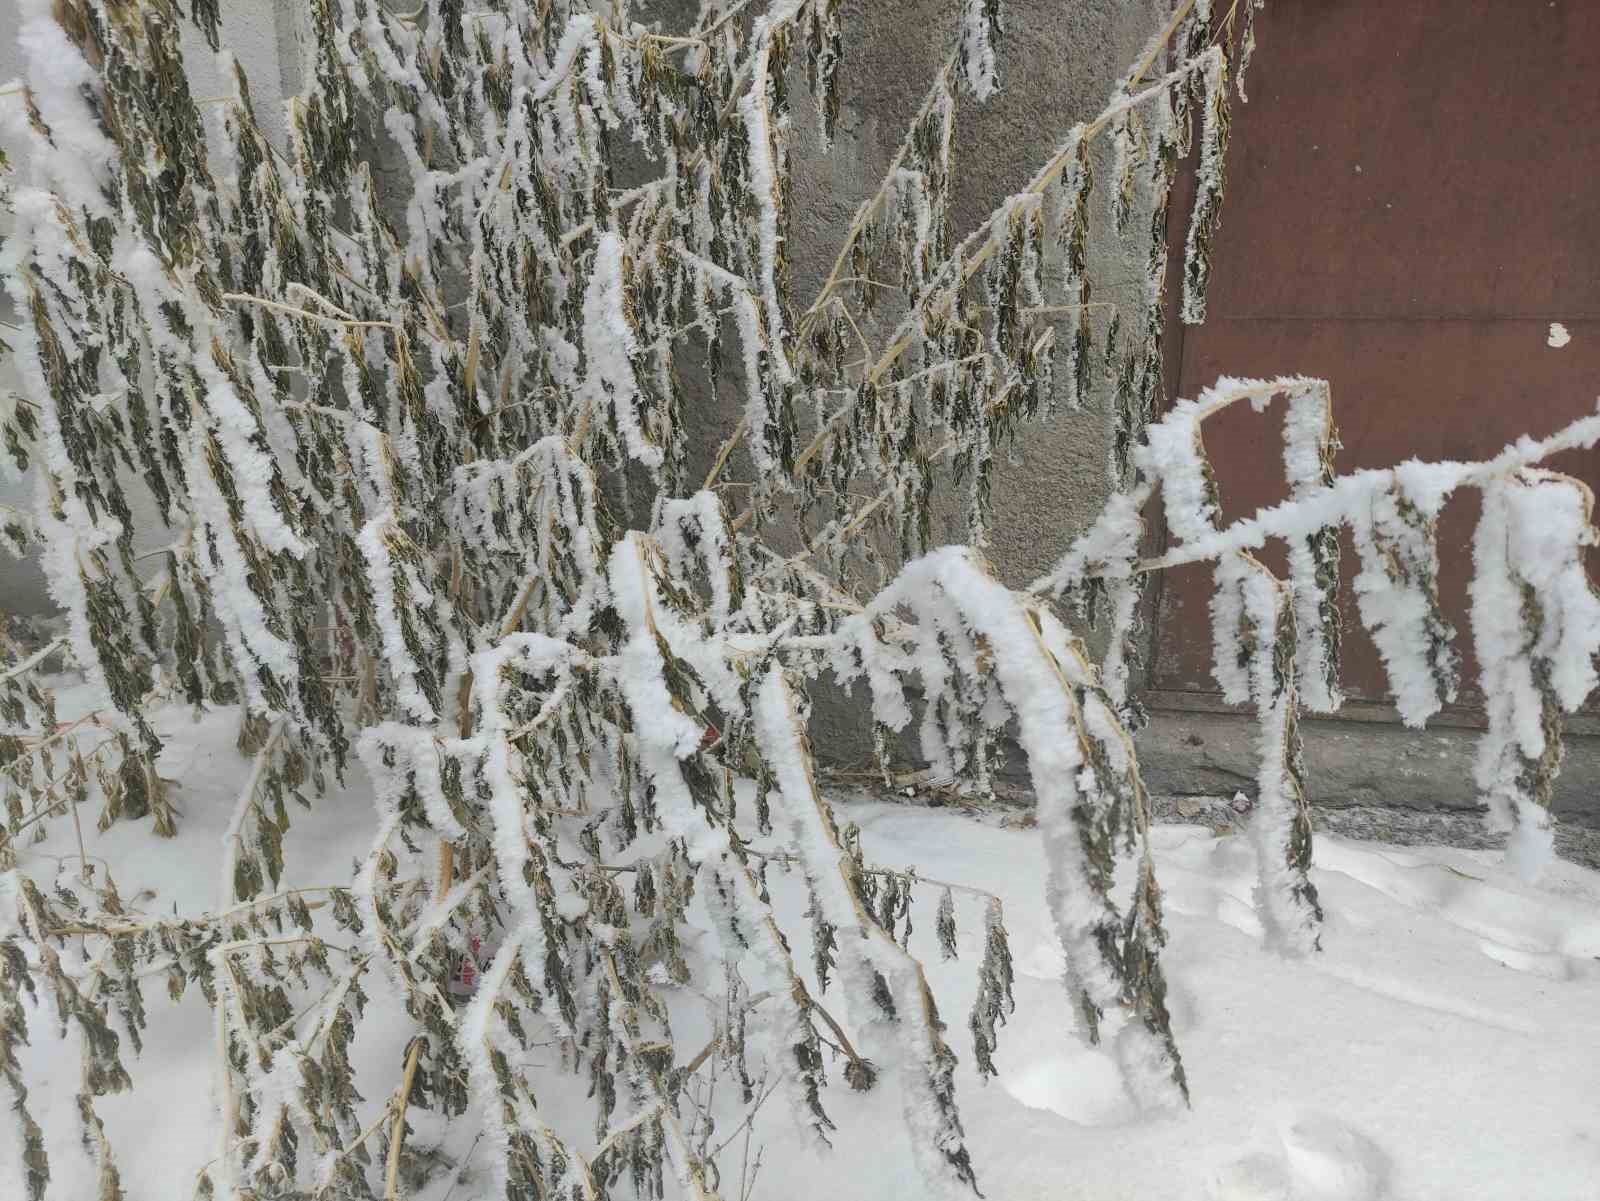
[3,2,1599,1199]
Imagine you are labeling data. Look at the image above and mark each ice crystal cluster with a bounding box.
[2,1,1598,1198]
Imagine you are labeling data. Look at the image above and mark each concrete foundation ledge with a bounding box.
[1137,707,1600,832]
[1147,793,1600,872]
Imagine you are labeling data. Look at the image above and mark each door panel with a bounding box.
[1151,0,1600,709]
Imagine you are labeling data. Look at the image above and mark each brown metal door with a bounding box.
[1150,0,1600,712]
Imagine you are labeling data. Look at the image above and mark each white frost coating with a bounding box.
[740,6,802,371]
[196,360,309,559]
[1136,396,1221,545]
[7,0,118,206]
[1207,554,1253,705]
[444,631,604,1169]
[1235,564,1319,956]
[609,531,743,716]
[357,722,469,842]
[466,633,576,916]
[731,288,782,456]
[455,910,586,1200]
[8,2,320,729]
[753,665,976,1197]
[454,857,599,1198]
[242,1048,314,1179]
[1470,473,1600,881]
[350,810,406,975]
[1098,577,1143,708]
[1027,605,1186,1109]
[355,511,438,724]
[1050,378,1600,935]
[1033,485,1148,597]
[0,1078,29,1201]
[1126,381,1329,951]
[457,936,530,1200]
[2,11,126,703]
[1052,130,1088,271]
[23,383,115,699]
[835,549,1182,1109]
[653,492,739,626]
[185,439,301,711]
[1180,46,1227,325]
[958,0,1001,101]
[676,242,788,476]
[700,852,832,1149]
[1349,470,1457,727]
[1136,378,1341,709]
[607,535,724,837]
[1278,377,1341,712]
[450,436,610,637]
[582,233,663,470]
[0,865,35,1191]
[1132,409,1600,575]
[1134,392,1254,702]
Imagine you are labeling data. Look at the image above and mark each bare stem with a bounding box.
[385,1038,425,1201]
[798,55,960,337]
[221,292,401,333]
[0,637,67,682]
[703,415,750,490]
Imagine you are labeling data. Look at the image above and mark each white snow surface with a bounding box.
[6,682,1600,1201]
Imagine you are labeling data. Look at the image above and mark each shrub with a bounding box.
[2,2,1597,1198]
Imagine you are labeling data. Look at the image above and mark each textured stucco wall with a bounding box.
[612,2,1177,771]
[720,0,1174,767]
[641,0,1169,586]
[619,0,1174,771]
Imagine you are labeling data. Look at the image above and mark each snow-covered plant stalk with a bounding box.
[1470,470,1600,877]
[1040,376,1600,954]
[1145,379,1333,952]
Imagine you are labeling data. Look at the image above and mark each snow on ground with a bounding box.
[828,805,1600,1201]
[6,685,1600,1200]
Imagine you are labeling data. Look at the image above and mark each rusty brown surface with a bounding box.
[1151,0,1600,708]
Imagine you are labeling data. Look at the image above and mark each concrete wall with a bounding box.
[623,0,1174,770]
[766,0,1173,765]
[673,0,1170,588]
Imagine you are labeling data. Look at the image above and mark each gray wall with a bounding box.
[744,0,1173,767]
[649,0,1170,586]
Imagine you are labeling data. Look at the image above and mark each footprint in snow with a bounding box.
[1210,1152,1292,1201]
[1001,1043,1138,1127]
[1211,1112,1388,1201]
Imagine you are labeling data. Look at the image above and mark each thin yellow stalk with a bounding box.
[703,415,750,490]
[221,292,401,332]
[385,1038,425,1201]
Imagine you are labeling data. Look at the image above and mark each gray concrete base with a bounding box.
[817,700,1600,870]
[1147,792,1600,871]
[1137,708,1600,830]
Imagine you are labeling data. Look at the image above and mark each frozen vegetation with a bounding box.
[2,2,1598,1199]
